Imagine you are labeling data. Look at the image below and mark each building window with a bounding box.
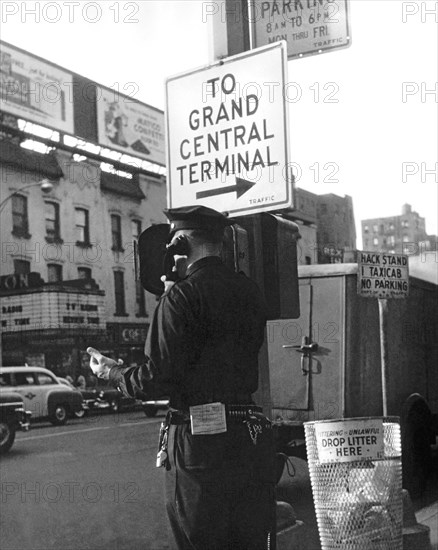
[320,204,327,214]
[373,237,379,246]
[47,264,63,282]
[12,194,29,236]
[403,235,410,243]
[136,280,147,317]
[75,208,89,244]
[111,214,123,251]
[388,235,395,245]
[373,224,378,233]
[389,223,395,231]
[131,219,142,240]
[364,225,369,233]
[114,271,126,315]
[402,220,409,228]
[14,259,30,274]
[45,201,60,241]
[78,267,92,279]
[305,256,311,265]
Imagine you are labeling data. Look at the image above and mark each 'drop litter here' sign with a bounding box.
[165,42,292,216]
[358,251,409,299]
[314,418,385,463]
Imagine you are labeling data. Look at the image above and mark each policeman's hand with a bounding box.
[87,347,123,380]
[160,275,175,293]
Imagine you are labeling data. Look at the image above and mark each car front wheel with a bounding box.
[50,404,68,426]
[0,421,16,454]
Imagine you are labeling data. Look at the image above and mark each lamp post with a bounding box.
[0,178,54,367]
[0,178,54,213]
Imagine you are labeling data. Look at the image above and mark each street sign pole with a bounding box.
[378,298,389,417]
[358,251,410,416]
[208,0,251,61]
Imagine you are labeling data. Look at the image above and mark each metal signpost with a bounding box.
[250,0,351,60]
[165,41,293,216]
[358,251,409,415]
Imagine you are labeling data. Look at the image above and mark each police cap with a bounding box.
[164,205,229,239]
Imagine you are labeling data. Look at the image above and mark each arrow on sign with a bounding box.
[196,177,255,200]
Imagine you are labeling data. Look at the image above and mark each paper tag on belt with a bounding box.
[189,402,227,435]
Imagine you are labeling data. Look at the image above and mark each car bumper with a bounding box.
[19,409,32,431]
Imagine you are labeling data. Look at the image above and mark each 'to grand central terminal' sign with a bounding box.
[166,42,292,216]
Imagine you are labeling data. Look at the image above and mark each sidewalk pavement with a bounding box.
[277,456,437,550]
[415,501,438,550]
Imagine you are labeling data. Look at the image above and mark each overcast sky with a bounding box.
[1,0,437,247]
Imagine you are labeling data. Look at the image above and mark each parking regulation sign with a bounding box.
[358,251,409,299]
[165,42,292,216]
[251,0,351,60]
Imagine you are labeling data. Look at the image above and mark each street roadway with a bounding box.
[0,410,170,550]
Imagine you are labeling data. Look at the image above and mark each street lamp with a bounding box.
[0,178,54,213]
[0,178,54,367]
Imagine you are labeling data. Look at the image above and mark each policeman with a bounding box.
[88,205,275,550]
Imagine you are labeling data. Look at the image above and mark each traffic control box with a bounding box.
[233,213,300,320]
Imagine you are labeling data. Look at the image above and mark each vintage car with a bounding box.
[0,367,84,426]
[142,397,169,417]
[77,384,141,414]
[0,392,31,453]
[57,377,88,418]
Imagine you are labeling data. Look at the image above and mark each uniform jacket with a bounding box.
[109,256,267,410]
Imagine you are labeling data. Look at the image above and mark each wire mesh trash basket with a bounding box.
[304,417,402,550]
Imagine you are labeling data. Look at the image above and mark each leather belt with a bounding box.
[168,404,262,425]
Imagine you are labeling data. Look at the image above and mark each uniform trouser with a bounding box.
[164,420,276,550]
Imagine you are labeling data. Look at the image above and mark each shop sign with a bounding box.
[0,272,43,293]
[0,290,106,333]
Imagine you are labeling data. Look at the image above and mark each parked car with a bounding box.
[57,377,88,418]
[76,384,141,414]
[142,397,169,417]
[0,367,84,426]
[95,386,140,413]
[0,392,31,453]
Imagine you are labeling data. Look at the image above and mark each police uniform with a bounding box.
[108,206,275,550]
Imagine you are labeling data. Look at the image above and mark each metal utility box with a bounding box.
[267,264,437,423]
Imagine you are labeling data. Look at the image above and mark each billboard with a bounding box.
[0,42,74,133]
[96,87,166,166]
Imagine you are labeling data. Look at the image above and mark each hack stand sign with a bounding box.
[358,251,409,416]
[165,42,293,216]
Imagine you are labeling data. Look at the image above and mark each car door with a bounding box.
[11,371,43,419]
[34,371,62,417]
